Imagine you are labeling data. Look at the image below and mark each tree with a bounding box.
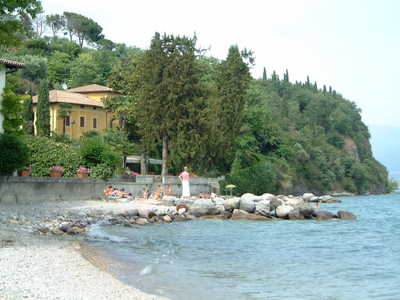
[262,67,267,80]
[31,13,46,38]
[48,51,71,86]
[136,33,206,180]
[0,81,26,135]
[0,0,42,46]
[62,12,104,48]
[23,95,34,135]
[45,14,65,38]
[36,79,50,136]
[214,45,251,169]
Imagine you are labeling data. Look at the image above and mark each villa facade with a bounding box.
[32,84,119,140]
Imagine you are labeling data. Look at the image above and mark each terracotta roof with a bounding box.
[67,84,114,93]
[0,58,25,68]
[32,90,104,108]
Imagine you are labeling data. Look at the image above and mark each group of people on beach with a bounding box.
[103,186,134,201]
[103,167,193,201]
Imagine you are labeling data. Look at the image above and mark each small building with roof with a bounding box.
[32,84,119,140]
[0,58,25,134]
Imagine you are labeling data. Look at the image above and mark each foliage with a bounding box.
[0,134,30,175]
[79,136,121,179]
[0,80,27,135]
[0,0,42,46]
[24,136,81,177]
[63,12,104,47]
[23,95,34,135]
[36,79,50,136]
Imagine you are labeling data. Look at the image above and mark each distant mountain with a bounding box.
[369,125,400,180]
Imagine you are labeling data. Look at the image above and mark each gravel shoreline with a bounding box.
[0,201,169,300]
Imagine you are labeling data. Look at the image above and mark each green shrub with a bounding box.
[0,134,30,175]
[24,136,81,177]
[80,137,121,179]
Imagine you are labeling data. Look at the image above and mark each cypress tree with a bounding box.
[215,45,251,168]
[23,95,34,135]
[306,76,311,88]
[323,85,327,95]
[313,81,318,91]
[36,79,50,136]
[329,86,332,94]
[262,67,267,80]
[284,69,289,82]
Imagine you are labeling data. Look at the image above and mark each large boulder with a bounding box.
[190,199,218,217]
[319,195,334,201]
[213,197,225,205]
[312,210,335,220]
[231,209,270,221]
[288,210,305,220]
[298,205,315,219]
[239,198,256,213]
[154,206,177,216]
[255,200,271,217]
[138,208,156,219]
[285,197,304,207]
[261,193,276,201]
[241,193,263,203]
[276,205,294,218]
[223,197,240,211]
[302,193,315,201]
[337,210,357,220]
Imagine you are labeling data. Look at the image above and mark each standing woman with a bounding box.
[179,167,190,198]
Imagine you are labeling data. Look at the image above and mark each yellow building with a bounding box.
[32,84,119,140]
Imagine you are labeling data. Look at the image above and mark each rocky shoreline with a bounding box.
[0,192,355,239]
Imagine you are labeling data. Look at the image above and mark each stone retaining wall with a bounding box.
[0,176,220,205]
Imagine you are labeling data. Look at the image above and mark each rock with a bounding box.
[190,199,218,217]
[255,200,271,217]
[154,206,176,216]
[270,199,283,211]
[37,226,50,234]
[200,215,228,220]
[231,209,270,221]
[138,208,156,219]
[174,215,188,222]
[135,218,149,225]
[298,206,315,219]
[66,226,85,235]
[162,195,178,203]
[288,210,305,220]
[177,205,189,214]
[312,211,335,220]
[115,208,138,217]
[239,198,256,213]
[302,193,315,201]
[261,193,276,201]
[162,215,173,222]
[309,196,320,202]
[223,197,240,211]
[337,210,357,220]
[276,205,294,218]
[319,195,334,201]
[241,193,263,203]
[212,197,225,205]
[216,204,225,214]
[285,197,304,207]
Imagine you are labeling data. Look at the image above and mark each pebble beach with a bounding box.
[0,201,169,300]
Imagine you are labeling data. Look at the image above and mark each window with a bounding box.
[80,105,85,108]
[80,116,85,128]
[65,116,70,127]
[92,107,97,110]
[93,118,97,129]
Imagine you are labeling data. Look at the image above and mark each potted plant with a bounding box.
[18,166,32,177]
[77,167,90,178]
[225,184,236,196]
[49,166,64,178]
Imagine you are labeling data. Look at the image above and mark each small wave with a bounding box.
[86,225,128,243]
[140,265,153,276]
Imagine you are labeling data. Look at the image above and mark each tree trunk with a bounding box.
[122,156,127,169]
[62,117,66,135]
[140,153,147,175]
[161,136,168,189]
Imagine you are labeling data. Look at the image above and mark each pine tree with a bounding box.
[23,95,34,135]
[323,85,327,95]
[306,76,311,88]
[313,81,318,91]
[284,69,289,82]
[329,86,332,94]
[36,79,50,136]
[262,67,267,80]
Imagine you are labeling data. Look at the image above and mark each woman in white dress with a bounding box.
[179,167,190,198]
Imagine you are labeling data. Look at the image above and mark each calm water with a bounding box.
[86,193,400,300]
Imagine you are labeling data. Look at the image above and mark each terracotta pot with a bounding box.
[19,170,31,177]
[77,172,89,178]
[50,171,63,178]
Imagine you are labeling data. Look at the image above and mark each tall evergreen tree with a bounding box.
[136,33,205,178]
[323,84,327,95]
[215,45,251,169]
[284,69,289,82]
[36,79,50,136]
[262,67,267,80]
[23,95,34,135]
[306,76,311,88]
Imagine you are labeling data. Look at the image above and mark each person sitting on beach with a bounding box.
[104,186,113,197]
[118,188,128,198]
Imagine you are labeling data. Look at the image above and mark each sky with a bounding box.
[41,0,400,127]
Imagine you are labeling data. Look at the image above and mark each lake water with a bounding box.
[86,193,400,300]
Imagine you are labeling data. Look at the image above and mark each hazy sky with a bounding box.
[42,0,400,127]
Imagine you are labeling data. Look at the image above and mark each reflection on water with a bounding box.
[86,194,400,300]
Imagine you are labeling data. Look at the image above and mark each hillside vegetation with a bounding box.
[1,7,390,195]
